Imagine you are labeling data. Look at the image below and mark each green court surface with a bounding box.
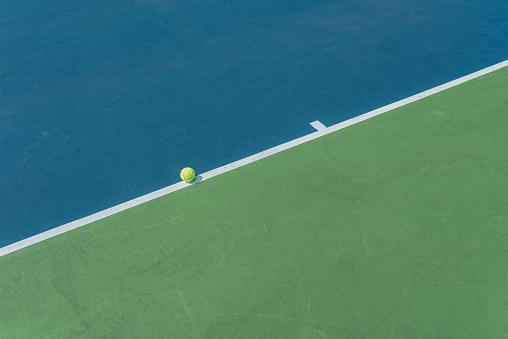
[1,67,508,338]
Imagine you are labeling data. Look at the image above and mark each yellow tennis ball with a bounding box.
[180,167,195,183]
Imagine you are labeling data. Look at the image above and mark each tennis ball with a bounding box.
[180,167,195,183]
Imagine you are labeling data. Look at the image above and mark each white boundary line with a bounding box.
[310,120,327,131]
[1,59,507,258]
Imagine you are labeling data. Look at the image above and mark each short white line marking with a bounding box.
[310,120,327,131]
[1,59,507,258]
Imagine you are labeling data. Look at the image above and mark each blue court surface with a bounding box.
[2,0,508,247]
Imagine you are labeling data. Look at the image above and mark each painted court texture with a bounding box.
[2,0,508,247]
[1,64,507,337]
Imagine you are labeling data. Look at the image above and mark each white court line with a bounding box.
[1,59,507,258]
[310,120,327,131]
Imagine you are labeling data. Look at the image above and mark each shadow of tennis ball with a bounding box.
[189,175,202,184]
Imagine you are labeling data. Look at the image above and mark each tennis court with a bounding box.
[1,1,508,337]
